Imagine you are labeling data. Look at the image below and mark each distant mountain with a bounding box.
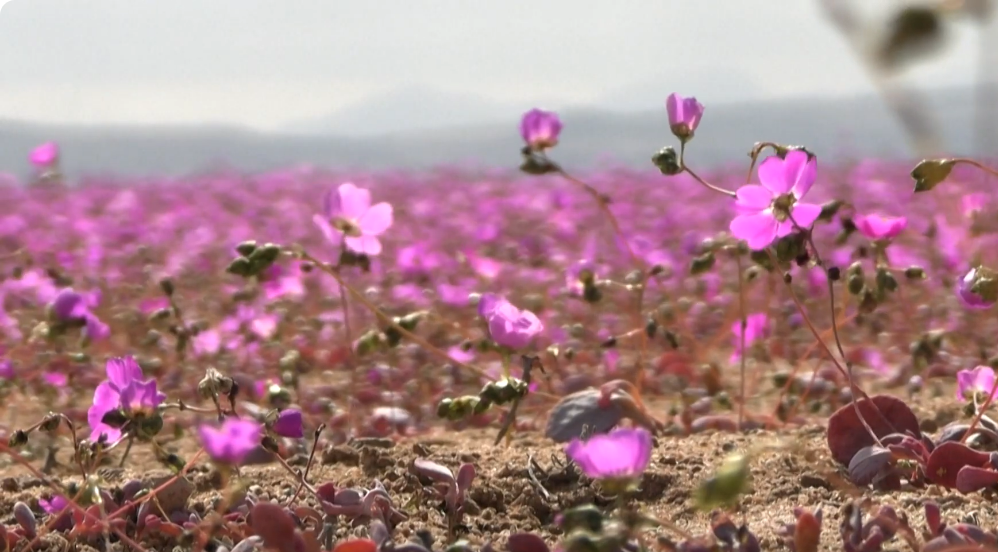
[0,86,991,178]
[283,85,519,136]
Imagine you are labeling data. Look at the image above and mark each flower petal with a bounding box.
[359,202,393,235]
[786,151,817,198]
[734,185,774,213]
[106,357,142,389]
[730,213,778,250]
[337,183,371,220]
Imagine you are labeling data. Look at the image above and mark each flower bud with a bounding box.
[159,278,175,297]
[689,252,716,275]
[847,274,865,295]
[519,154,558,175]
[817,200,844,222]
[226,257,253,278]
[904,266,926,280]
[235,240,258,257]
[959,266,998,308]
[910,158,955,193]
[8,429,28,447]
[651,147,682,176]
[875,267,898,293]
[859,287,878,313]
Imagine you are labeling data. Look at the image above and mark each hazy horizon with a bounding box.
[0,0,988,134]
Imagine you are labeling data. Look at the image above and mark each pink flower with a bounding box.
[312,183,393,256]
[199,418,263,465]
[477,293,544,350]
[854,214,907,241]
[729,151,822,250]
[731,313,769,362]
[666,93,704,141]
[565,427,652,479]
[963,193,988,216]
[957,365,997,402]
[29,142,59,168]
[519,109,562,151]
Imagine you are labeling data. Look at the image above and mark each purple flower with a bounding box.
[519,108,562,151]
[477,293,544,350]
[312,183,393,256]
[958,267,996,309]
[198,418,263,465]
[272,409,304,438]
[565,427,652,479]
[29,142,59,168]
[39,495,68,515]
[87,357,166,443]
[957,365,997,402]
[731,313,769,362]
[48,288,110,343]
[729,151,822,251]
[0,358,13,380]
[854,214,907,241]
[666,93,704,141]
[963,192,988,216]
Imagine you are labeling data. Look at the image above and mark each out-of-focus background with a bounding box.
[0,0,994,176]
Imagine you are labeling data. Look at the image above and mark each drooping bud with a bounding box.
[910,158,955,193]
[235,240,258,257]
[651,146,682,176]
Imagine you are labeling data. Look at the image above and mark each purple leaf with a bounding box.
[956,465,998,493]
[409,458,455,484]
[826,395,920,466]
[456,463,476,492]
[13,502,36,538]
[545,388,624,443]
[507,533,550,552]
[848,445,892,485]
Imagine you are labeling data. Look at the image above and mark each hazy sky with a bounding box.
[0,0,984,131]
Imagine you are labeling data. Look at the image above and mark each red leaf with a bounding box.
[826,395,920,466]
[250,502,299,552]
[794,510,822,552]
[955,465,998,494]
[333,539,377,552]
[926,442,991,488]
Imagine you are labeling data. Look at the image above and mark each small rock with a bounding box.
[349,437,395,449]
[141,471,194,514]
[799,474,831,490]
[322,444,360,466]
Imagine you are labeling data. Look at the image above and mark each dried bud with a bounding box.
[40,413,61,433]
[826,266,841,281]
[651,146,682,176]
[8,429,28,447]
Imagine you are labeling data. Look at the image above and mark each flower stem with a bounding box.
[953,158,998,180]
[549,163,651,388]
[679,143,737,198]
[961,375,998,445]
[735,254,747,430]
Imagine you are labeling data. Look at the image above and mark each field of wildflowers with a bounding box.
[2,95,998,552]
